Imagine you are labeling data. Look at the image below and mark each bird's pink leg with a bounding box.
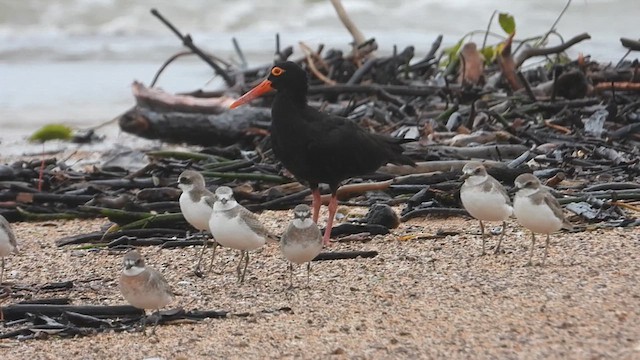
[322,194,338,246]
[311,188,321,223]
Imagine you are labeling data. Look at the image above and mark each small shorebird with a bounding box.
[513,173,572,266]
[459,162,513,255]
[280,204,322,288]
[209,186,275,284]
[119,250,174,335]
[177,170,218,274]
[0,215,18,285]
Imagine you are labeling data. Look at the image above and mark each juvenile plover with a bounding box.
[459,162,513,255]
[178,170,218,274]
[280,204,323,288]
[0,215,18,285]
[208,186,275,284]
[513,173,572,266]
[119,250,174,335]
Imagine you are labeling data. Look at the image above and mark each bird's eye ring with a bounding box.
[271,67,285,76]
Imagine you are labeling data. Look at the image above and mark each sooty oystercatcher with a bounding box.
[230,61,415,245]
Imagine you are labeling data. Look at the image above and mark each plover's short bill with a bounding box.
[119,250,174,335]
[209,186,275,284]
[513,173,572,266]
[0,215,18,285]
[178,170,218,274]
[280,204,323,288]
[459,162,513,255]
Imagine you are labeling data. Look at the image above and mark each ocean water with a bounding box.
[0,0,638,153]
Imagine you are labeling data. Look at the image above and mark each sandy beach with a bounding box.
[1,212,638,359]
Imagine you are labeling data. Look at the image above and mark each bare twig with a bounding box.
[482,10,498,50]
[232,37,248,70]
[538,0,572,46]
[299,42,337,85]
[150,51,193,87]
[515,32,591,68]
[150,8,235,87]
[330,0,366,47]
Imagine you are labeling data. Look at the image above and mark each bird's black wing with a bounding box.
[303,107,411,183]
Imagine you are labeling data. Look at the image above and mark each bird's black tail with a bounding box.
[383,136,416,167]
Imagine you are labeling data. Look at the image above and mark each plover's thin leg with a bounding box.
[194,235,208,274]
[206,241,219,274]
[494,221,506,255]
[0,257,4,285]
[288,263,294,289]
[542,234,551,266]
[235,251,245,281]
[479,220,486,256]
[306,262,312,289]
[239,251,250,284]
[526,232,536,266]
[150,309,160,336]
[141,311,147,336]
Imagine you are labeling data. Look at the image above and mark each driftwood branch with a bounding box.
[515,32,591,68]
[2,304,144,322]
[620,37,640,51]
[330,0,366,47]
[150,8,235,87]
[118,106,271,146]
[132,81,235,114]
[313,250,378,261]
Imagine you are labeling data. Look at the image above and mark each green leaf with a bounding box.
[441,37,466,68]
[480,46,495,64]
[498,13,516,35]
[447,38,465,57]
[29,124,74,143]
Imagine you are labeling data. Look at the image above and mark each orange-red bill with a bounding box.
[229,80,274,109]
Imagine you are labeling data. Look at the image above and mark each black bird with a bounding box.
[230,61,415,245]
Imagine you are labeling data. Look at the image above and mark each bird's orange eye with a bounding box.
[271,67,285,76]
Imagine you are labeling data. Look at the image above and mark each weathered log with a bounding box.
[328,223,389,237]
[312,250,378,261]
[401,208,470,222]
[56,228,187,247]
[17,207,84,221]
[118,106,271,146]
[307,83,451,97]
[0,192,93,205]
[18,298,71,305]
[1,304,144,321]
[132,81,235,114]
[515,33,591,68]
[379,160,507,176]
[107,236,167,248]
[161,239,205,248]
